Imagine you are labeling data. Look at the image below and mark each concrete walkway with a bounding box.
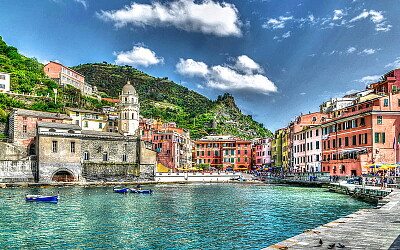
[264,185,400,250]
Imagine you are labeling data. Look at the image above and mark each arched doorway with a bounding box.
[52,170,75,182]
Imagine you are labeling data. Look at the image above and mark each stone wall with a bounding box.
[81,137,137,164]
[0,160,35,183]
[0,142,28,161]
[0,122,7,135]
[83,163,140,182]
[38,162,82,183]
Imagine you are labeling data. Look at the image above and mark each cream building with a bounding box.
[65,107,107,132]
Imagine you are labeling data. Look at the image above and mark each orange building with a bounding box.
[194,135,252,171]
[321,92,400,176]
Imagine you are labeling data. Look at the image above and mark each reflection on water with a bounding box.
[0,184,371,249]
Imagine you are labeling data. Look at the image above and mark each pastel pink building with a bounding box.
[254,138,272,169]
[293,126,322,172]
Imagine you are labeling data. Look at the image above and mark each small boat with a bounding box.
[113,187,130,193]
[25,195,59,202]
[129,189,152,194]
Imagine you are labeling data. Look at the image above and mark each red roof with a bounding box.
[102,98,120,103]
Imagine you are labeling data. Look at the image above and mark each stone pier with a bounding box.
[264,186,400,250]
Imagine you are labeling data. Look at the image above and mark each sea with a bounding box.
[0,183,372,249]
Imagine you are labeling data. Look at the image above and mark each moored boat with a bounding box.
[113,187,130,193]
[129,189,152,194]
[25,195,59,202]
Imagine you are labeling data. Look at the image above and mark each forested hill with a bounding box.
[73,63,272,139]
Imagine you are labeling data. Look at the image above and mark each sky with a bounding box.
[1,0,400,131]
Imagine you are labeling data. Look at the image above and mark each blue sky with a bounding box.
[1,0,400,131]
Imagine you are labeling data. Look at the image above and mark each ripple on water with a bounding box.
[0,184,371,249]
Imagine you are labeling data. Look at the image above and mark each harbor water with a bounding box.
[0,183,372,249]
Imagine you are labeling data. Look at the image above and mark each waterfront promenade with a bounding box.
[264,184,400,250]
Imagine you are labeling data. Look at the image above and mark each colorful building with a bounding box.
[44,61,97,97]
[321,92,400,176]
[194,135,252,171]
[140,120,193,172]
[65,107,107,132]
[293,125,322,172]
[253,138,272,169]
[368,68,400,94]
[8,108,72,148]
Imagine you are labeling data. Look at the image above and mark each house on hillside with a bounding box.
[0,72,10,92]
[43,61,98,98]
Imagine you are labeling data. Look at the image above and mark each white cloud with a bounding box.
[346,47,356,54]
[114,46,163,67]
[74,0,87,9]
[282,31,291,38]
[386,57,400,68]
[207,65,277,94]
[299,92,306,95]
[234,55,263,74]
[356,75,381,84]
[97,0,241,37]
[176,58,208,77]
[263,8,391,33]
[333,9,345,20]
[358,48,378,55]
[176,56,278,95]
[349,9,391,32]
[262,16,293,29]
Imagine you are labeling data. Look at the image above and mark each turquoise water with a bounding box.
[0,184,371,249]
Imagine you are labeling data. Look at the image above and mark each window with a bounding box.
[374,132,385,143]
[345,137,349,147]
[315,129,319,136]
[52,141,58,153]
[84,152,89,160]
[84,121,88,127]
[244,150,248,154]
[237,150,241,154]
[99,123,103,129]
[0,75,5,80]
[393,85,397,92]
[376,115,383,125]
[215,151,219,156]
[207,151,211,156]
[338,138,342,147]
[352,135,357,145]
[316,141,320,149]
[360,117,365,126]
[237,157,241,162]
[70,142,75,153]
[23,125,27,133]
[103,152,108,161]
[122,154,127,162]
[384,99,389,106]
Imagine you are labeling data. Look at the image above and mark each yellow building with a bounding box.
[65,107,107,132]
[271,129,283,169]
[281,128,289,171]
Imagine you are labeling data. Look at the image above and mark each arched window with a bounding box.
[132,113,134,119]
[84,152,90,160]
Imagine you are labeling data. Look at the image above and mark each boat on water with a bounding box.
[113,187,131,193]
[130,189,152,194]
[25,195,59,202]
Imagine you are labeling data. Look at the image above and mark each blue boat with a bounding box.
[25,195,59,202]
[113,187,130,193]
[130,189,152,194]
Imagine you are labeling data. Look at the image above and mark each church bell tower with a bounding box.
[118,81,139,136]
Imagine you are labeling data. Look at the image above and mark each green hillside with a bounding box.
[73,63,272,139]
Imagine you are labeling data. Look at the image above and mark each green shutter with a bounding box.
[382,133,385,143]
[375,132,379,143]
